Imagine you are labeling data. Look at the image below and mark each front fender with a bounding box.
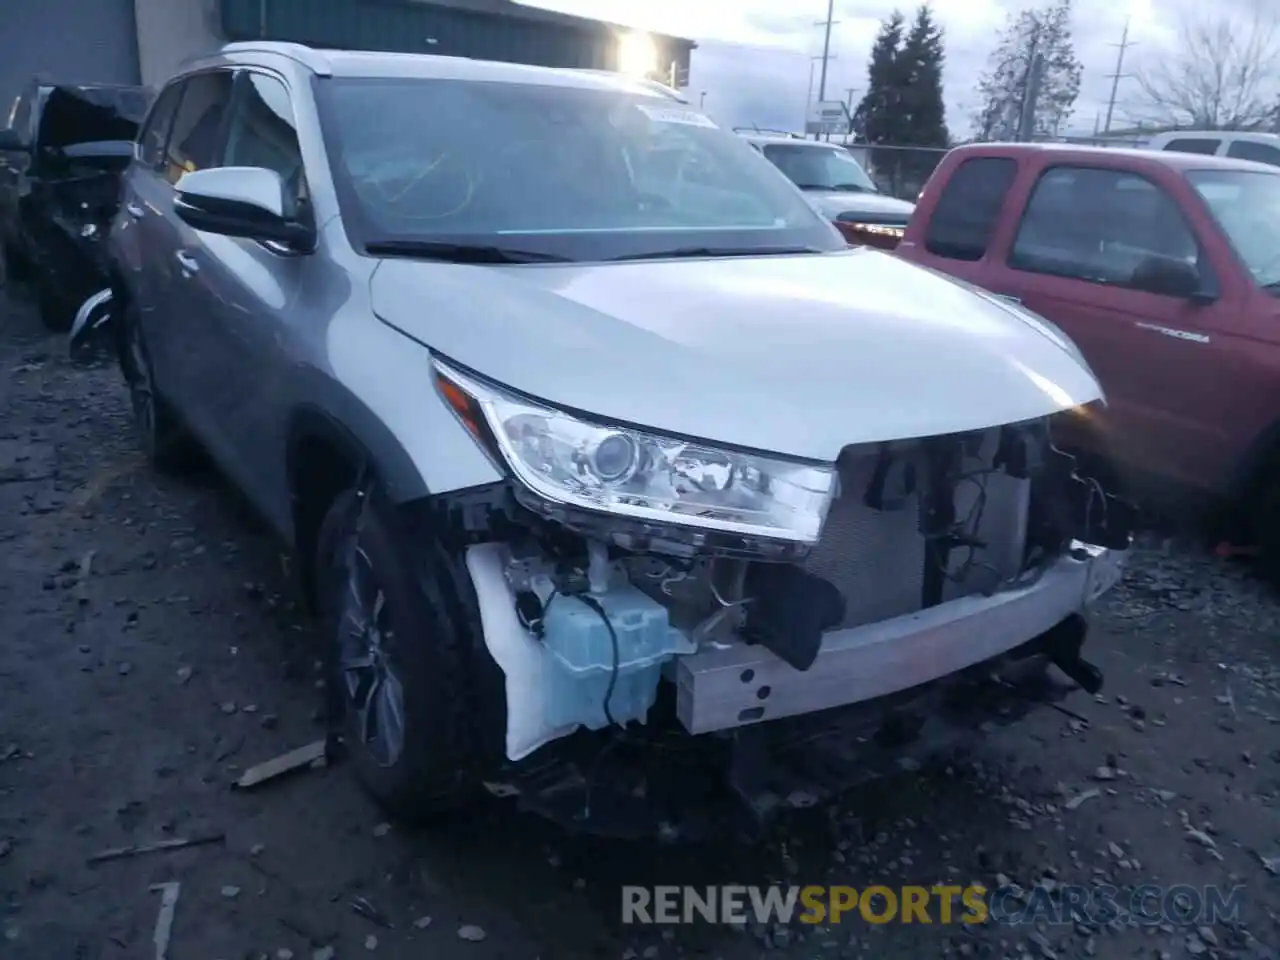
[315,313,504,502]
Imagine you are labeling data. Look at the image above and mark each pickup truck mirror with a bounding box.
[0,128,29,152]
[174,166,314,251]
[1129,255,1211,302]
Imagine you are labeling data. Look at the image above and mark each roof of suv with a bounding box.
[192,41,678,99]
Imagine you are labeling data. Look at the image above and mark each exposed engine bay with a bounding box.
[456,407,1133,779]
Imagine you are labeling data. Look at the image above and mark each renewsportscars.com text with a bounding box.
[621,884,1245,927]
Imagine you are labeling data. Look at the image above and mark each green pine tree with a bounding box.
[897,5,949,148]
[851,11,906,143]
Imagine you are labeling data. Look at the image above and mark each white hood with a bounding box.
[369,248,1101,462]
[807,190,915,222]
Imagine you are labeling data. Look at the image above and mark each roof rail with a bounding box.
[213,40,333,75]
[732,126,802,138]
[569,69,688,103]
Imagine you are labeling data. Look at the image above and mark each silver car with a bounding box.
[105,41,1133,834]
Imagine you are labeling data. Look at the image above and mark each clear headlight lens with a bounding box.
[434,359,837,543]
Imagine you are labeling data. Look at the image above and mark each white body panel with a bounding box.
[371,248,1101,462]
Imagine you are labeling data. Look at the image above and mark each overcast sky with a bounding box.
[518,0,1207,137]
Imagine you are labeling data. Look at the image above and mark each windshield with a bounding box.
[760,143,878,193]
[1187,169,1280,292]
[317,76,843,262]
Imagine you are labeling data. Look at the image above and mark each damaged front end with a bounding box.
[430,362,1135,837]
[68,287,114,361]
[26,85,145,330]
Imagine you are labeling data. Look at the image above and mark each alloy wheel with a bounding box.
[336,533,407,767]
[124,318,157,446]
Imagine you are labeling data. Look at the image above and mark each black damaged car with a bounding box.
[0,82,150,329]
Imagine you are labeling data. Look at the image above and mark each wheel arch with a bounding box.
[285,402,428,612]
[1227,418,1280,506]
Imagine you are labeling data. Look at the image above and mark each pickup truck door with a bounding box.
[968,163,1249,490]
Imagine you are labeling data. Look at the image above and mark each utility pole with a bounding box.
[804,54,835,137]
[1017,53,1045,142]
[816,0,838,105]
[1015,25,1041,141]
[1103,18,1135,134]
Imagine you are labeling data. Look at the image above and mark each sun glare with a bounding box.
[617,31,658,77]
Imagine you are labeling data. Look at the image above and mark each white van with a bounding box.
[1145,130,1280,167]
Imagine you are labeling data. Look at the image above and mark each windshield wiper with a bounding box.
[608,245,824,262]
[365,240,572,264]
[831,183,874,193]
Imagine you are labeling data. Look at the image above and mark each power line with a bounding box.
[1103,18,1136,134]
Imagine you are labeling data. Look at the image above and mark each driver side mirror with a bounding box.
[0,128,29,152]
[174,166,313,251]
[1129,255,1213,302]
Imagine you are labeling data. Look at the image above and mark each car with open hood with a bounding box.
[740,133,915,249]
[99,42,1133,837]
[0,80,149,328]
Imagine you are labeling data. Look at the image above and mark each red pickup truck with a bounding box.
[896,143,1280,555]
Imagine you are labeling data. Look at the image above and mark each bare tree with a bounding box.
[1131,5,1280,129]
[972,0,1082,142]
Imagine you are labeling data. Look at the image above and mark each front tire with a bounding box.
[315,486,481,819]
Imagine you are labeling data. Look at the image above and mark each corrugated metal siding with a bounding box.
[222,0,690,73]
[0,0,139,117]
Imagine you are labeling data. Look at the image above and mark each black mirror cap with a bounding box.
[174,195,315,252]
[1130,255,1207,300]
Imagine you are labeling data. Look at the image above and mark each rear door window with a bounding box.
[1161,138,1220,156]
[1225,139,1280,167]
[164,70,234,185]
[1010,165,1200,290]
[923,156,1017,261]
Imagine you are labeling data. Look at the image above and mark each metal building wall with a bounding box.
[134,0,226,89]
[0,0,140,117]
[221,0,692,74]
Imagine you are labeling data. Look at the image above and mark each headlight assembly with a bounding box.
[840,221,905,240]
[433,359,837,543]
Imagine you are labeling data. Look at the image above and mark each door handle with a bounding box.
[125,203,145,219]
[991,293,1022,305]
[175,251,199,274]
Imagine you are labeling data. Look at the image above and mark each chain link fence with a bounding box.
[840,143,950,201]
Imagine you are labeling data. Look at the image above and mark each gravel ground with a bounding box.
[1,284,1277,960]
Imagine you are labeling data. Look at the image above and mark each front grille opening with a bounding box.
[803,426,1033,630]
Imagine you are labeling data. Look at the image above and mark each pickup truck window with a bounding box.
[1225,140,1280,168]
[1010,165,1198,290]
[924,156,1015,261]
[1162,138,1220,155]
[1188,168,1280,291]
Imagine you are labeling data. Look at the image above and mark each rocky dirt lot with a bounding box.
[0,285,1278,960]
